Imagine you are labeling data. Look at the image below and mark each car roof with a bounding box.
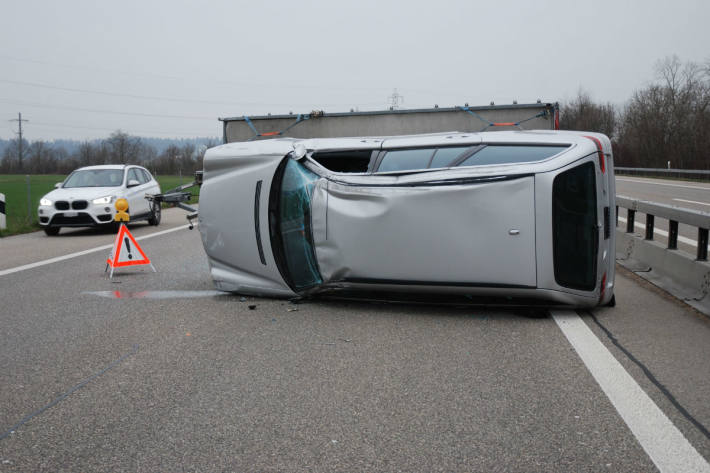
[74,164,138,171]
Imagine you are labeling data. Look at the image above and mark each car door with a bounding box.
[124,167,149,217]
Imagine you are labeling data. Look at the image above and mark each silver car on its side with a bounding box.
[197,130,615,308]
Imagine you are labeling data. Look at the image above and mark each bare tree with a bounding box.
[617,55,710,168]
[105,130,143,164]
[559,89,617,138]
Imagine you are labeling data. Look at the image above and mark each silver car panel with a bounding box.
[199,131,615,307]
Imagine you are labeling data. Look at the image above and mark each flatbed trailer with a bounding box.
[220,102,559,143]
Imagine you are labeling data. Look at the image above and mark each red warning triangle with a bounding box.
[106,224,155,276]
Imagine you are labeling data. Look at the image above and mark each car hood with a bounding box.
[44,186,122,201]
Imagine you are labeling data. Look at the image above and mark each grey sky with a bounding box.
[1,0,708,141]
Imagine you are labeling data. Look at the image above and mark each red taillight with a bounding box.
[583,135,605,173]
[599,272,607,303]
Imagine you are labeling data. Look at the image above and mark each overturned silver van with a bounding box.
[198,130,615,308]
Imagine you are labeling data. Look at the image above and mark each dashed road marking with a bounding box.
[674,198,710,207]
[552,310,710,473]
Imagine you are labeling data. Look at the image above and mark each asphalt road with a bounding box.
[616,176,710,255]
[1,208,710,472]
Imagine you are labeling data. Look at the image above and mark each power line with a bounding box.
[0,98,215,120]
[29,121,218,137]
[0,53,398,93]
[0,78,386,108]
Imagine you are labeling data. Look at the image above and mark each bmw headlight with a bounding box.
[92,195,115,205]
[40,198,52,206]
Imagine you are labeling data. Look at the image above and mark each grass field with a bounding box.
[0,174,199,237]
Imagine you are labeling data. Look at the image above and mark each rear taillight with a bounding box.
[599,272,607,303]
[584,135,605,173]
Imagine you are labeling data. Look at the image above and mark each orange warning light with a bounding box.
[114,198,130,222]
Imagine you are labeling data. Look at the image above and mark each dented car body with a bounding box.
[198,130,615,307]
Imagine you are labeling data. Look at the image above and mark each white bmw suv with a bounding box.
[38,164,161,236]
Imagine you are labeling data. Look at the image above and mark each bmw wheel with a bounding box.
[44,226,60,236]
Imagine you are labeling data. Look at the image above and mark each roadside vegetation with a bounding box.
[560,55,710,169]
[0,174,198,237]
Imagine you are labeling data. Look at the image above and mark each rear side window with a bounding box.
[376,146,476,173]
[429,147,470,168]
[552,162,598,290]
[458,145,567,167]
[378,149,434,172]
[139,169,152,184]
[127,168,141,184]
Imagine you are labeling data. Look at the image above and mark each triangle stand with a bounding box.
[105,224,156,278]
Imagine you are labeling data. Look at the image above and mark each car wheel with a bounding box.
[148,203,161,226]
[44,226,60,236]
[606,294,616,307]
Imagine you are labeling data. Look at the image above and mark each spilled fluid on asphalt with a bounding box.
[83,290,227,299]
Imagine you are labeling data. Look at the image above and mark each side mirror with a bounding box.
[127,179,140,188]
[54,182,62,189]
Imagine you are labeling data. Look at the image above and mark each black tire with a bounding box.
[148,203,161,226]
[606,294,616,307]
[44,226,60,236]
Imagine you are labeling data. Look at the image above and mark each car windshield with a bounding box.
[63,169,124,188]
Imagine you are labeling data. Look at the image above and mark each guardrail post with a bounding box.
[0,192,6,230]
[668,220,678,249]
[645,214,655,240]
[626,209,635,233]
[698,228,709,261]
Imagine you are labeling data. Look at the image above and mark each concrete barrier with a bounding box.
[615,195,710,315]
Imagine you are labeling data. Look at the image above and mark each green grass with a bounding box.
[0,174,199,237]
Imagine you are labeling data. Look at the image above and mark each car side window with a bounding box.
[127,168,141,184]
[457,145,568,167]
[139,169,151,184]
[377,149,434,173]
[429,147,471,169]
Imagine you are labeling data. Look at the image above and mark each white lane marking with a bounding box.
[617,216,699,247]
[616,178,710,191]
[674,198,710,207]
[552,310,710,473]
[0,224,195,277]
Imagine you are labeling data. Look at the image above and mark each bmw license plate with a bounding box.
[63,211,78,217]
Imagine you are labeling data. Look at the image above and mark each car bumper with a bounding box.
[38,204,116,227]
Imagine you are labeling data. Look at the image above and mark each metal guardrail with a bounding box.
[616,195,710,260]
[615,167,710,179]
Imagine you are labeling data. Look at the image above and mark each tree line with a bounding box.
[0,130,219,176]
[560,55,710,169]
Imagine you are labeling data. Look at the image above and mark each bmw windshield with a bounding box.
[63,169,125,188]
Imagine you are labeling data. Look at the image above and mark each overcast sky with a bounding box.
[1,0,708,141]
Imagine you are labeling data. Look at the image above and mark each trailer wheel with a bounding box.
[148,203,161,226]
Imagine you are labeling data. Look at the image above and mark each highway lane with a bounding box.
[615,176,710,256]
[1,217,709,471]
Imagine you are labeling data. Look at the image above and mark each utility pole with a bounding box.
[10,113,29,171]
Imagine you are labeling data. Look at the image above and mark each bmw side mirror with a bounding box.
[127,179,140,188]
[54,182,62,189]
